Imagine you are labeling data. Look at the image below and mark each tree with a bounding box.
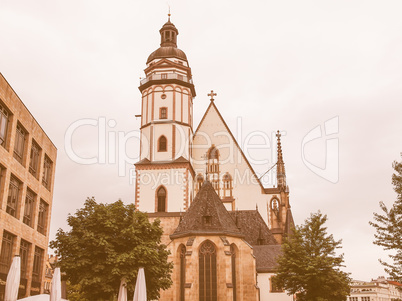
[50,198,173,301]
[370,155,402,281]
[274,212,351,301]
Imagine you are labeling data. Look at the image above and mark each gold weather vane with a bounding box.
[208,90,217,101]
[167,4,171,21]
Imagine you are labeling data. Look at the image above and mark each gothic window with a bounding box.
[29,140,41,179]
[195,173,204,194]
[32,246,44,283]
[222,173,233,198]
[180,245,186,301]
[42,155,53,190]
[0,231,15,274]
[158,136,167,152]
[14,122,26,164]
[20,239,31,279]
[7,175,21,218]
[207,145,220,196]
[160,107,167,119]
[0,102,10,148]
[23,188,36,227]
[199,241,217,301]
[157,186,166,212]
[231,244,237,301]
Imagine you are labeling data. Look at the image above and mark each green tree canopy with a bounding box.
[275,212,351,301]
[50,198,173,301]
[370,155,402,281]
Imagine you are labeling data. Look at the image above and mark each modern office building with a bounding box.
[0,73,57,299]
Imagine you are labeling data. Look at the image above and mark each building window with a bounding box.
[0,102,10,148]
[158,136,167,152]
[7,176,21,218]
[195,173,204,194]
[156,186,166,212]
[180,245,186,301]
[231,244,237,301]
[14,122,26,164]
[361,298,370,301]
[160,107,167,119]
[24,188,36,227]
[0,231,15,274]
[29,140,41,179]
[42,155,52,190]
[32,246,44,283]
[37,199,49,235]
[222,173,233,198]
[207,145,220,195]
[20,239,31,279]
[349,297,358,301]
[161,73,168,79]
[199,241,217,301]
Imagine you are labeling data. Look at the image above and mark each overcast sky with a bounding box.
[1,0,402,281]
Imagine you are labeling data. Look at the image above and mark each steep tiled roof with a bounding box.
[253,245,282,273]
[171,181,243,239]
[229,210,278,246]
[285,208,295,236]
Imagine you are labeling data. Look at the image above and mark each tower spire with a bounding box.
[276,130,286,190]
[168,5,171,22]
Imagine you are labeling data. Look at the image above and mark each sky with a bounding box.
[1,0,402,281]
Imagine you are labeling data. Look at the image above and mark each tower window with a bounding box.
[206,145,220,196]
[195,173,204,194]
[223,173,233,198]
[158,136,167,152]
[157,186,166,212]
[199,241,217,301]
[160,107,167,119]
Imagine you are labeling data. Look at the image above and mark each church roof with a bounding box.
[193,101,267,193]
[285,208,295,236]
[253,245,282,273]
[147,47,187,64]
[229,210,278,246]
[135,156,190,165]
[171,181,244,239]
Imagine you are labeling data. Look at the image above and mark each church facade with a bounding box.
[135,16,295,301]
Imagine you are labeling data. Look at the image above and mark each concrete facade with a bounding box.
[0,73,57,299]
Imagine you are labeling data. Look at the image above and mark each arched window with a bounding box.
[195,173,204,194]
[231,244,237,301]
[157,186,166,212]
[222,173,233,198]
[158,136,167,152]
[199,241,217,301]
[207,145,220,195]
[180,245,186,301]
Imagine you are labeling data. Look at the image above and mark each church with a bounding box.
[134,15,295,301]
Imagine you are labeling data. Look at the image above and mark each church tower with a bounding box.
[269,131,293,243]
[135,15,196,213]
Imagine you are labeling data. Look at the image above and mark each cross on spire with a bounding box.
[208,90,217,101]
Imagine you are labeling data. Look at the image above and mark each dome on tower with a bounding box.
[146,18,188,64]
